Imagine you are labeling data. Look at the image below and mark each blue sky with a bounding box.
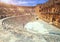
[0,0,48,6]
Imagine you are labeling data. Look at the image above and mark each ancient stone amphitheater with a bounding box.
[0,0,60,42]
[0,15,60,42]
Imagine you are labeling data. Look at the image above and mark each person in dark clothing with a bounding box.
[52,17,56,22]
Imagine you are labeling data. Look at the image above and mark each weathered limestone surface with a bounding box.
[0,17,60,42]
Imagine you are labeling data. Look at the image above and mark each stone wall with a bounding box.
[0,3,35,19]
[35,0,60,28]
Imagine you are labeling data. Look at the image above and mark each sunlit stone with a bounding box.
[24,21,49,34]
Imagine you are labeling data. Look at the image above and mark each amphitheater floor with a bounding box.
[0,18,60,42]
